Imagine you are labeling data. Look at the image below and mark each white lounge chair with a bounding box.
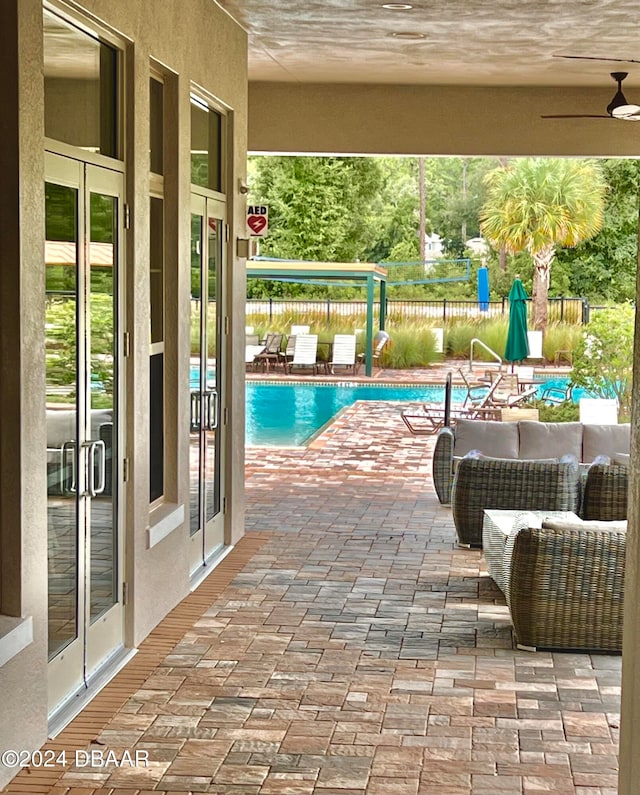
[329,334,357,374]
[284,334,319,374]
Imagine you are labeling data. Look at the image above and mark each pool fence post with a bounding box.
[365,273,374,376]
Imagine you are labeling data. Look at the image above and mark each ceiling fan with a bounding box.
[542,70,640,120]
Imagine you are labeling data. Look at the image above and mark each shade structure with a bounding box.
[505,277,530,363]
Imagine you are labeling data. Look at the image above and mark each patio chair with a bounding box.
[401,375,504,435]
[356,329,390,371]
[540,382,574,405]
[328,334,357,375]
[457,367,494,408]
[290,324,310,335]
[278,335,297,370]
[485,372,538,408]
[245,335,266,367]
[252,332,283,372]
[284,333,319,374]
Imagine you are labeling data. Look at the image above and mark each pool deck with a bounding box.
[5,362,619,795]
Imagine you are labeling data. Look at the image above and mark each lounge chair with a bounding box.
[252,332,283,372]
[401,374,505,435]
[458,367,494,409]
[356,329,390,371]
[485,372,538,407]
[540,382,574,404]
[284,334,319,374]
[278,335,297,370]
[328,334,357,374]
[245,334,266,367]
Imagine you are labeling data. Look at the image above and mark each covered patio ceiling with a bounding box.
[218,0,640,90]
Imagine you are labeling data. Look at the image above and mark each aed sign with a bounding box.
[247,205,268,237]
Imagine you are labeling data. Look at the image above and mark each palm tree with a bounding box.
[480,158,607,329]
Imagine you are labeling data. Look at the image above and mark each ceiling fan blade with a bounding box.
[541,114,612,119]
[554,54,640,64]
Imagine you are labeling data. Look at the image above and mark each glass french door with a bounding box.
[45,152,124,715]
[189,195,225,573]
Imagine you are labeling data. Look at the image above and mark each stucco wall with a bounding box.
[249,81,640,156]
[0,0,248,785]
[74,0,248,645]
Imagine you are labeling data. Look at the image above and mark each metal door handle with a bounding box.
[190,391,201,432]
[205,390,218,430]
[83,439,106,497]
[62,440,77,494]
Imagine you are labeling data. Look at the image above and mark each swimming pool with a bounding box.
[245,378,579,446]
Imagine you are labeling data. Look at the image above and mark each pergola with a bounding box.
[246,260,388,376]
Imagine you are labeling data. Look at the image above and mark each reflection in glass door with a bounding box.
[189,196,225,573]
[45,153,123,715]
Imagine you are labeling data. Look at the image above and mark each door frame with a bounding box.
[45,151,126,717]
[189,192,227,574]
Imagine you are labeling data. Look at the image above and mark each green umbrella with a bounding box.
[505,277,530,363]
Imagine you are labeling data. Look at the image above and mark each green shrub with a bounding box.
[530,399,579,423]
[383,325,439,368]
[541,322,582,364]
[445,322,478,358]
[571,304,634,420]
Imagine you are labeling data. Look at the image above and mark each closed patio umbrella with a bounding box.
[505,276,530,364]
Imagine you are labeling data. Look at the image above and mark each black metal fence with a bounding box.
[246,297,590,325]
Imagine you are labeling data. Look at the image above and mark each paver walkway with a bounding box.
[4,381,619,795]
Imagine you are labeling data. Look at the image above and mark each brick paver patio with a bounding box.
[4,367,619,795]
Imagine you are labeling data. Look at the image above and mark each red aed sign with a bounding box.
[247,205,268,236]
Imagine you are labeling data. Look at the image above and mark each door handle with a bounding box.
[83,439,106,497]
[62,440,77,494]
[190,391,201,432]
[205,390,218,430]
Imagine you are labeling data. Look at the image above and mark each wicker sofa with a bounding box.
[507,516,626,652]
[452,457,582,546]
[450,456,628,547]
[433,418,630,504]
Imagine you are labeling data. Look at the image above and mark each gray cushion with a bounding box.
[453,418,519,459]
[518,421,583,461]
[582,424,631,463]
[613,453,630,467]
[542,518,627,534]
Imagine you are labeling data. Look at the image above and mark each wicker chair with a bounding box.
[581,463,628,521]
[508,522,626,652]
[451,457,581,546]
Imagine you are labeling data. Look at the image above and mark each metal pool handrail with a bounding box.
[469,338,502,372]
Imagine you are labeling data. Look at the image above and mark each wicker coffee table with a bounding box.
[482,509,580,599]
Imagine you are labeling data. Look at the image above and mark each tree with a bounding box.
[479,158,607,329]
[554,159,639,302]
[249,155,382,261]
[571,305,634,420]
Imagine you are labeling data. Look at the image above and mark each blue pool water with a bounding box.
[245,378,580,447]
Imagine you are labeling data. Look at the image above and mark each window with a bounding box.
[149,196,165,503]
[149,72,166,504]
[190,95,223,192]
[150,77,164,176]
[43,8,119,158]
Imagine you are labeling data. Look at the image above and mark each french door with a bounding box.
[45,152,124,715]
[189,194,225,573]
